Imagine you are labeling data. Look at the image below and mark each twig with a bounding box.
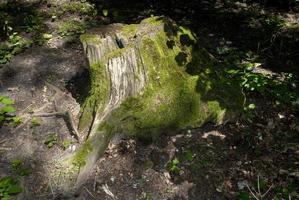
[257,175,261,198]
[84,187,96,199]
[0,139,9,145]
[17,103,33,115]
[246,184,259,200]
[48,180,55,199]
[261,184,273,198]
[102,184,117,199]
[0,147,12,151]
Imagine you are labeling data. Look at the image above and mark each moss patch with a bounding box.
[80,34,102,43]
[72,141,93,167]
[79,16,244,139]
[78,61,110,132]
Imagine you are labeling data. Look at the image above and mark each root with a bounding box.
[33,111,80,142]
[12,81,80,141]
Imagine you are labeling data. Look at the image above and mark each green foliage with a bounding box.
[102,9,109,17]
[0,176,22,200]
[11,117,22,126]
[238,191,250,200]
[50,1,97,19]
[0,96,17,125]
[273,181,299,199]
[226,66,298,107]
[44,134,58,148]
[11,159,31,176]
[0,33,31,64]
[72,140,93,167]
[30,117,41,127]
[62,140,73,150]
[11,159,22,170]
[167,158,181,174]
[58,21,87,37]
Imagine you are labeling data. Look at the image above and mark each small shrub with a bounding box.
[0,96,17,125]
[30,117,41,127]
[62,139,72,150]
[0,176,22,200]
[44,133,58,148]
[0,33,31,64]
[167,158,181,174]
[58,21,86,37]
[11,159,31,176]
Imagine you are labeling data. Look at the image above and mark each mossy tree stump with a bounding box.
[51,17,244,190]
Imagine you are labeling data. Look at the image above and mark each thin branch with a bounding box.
[84,187,96,199]
[246,184,260,200]
[257,175,261,198]
[262,184,273,198]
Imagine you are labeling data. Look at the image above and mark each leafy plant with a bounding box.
[44,134,58,148]
[62,139,72,150]
[226,66,298,107]
[11,159,31,177]
[239,191,250,200]
[167,158,181,174]
[0,96,17,125]
[0,176,22,200]
[11,116,22,126]
[30,117,41,127]
[58,20,86,37]
[0,33,31,64]
[273,181,299,199]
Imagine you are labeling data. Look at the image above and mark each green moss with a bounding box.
[79,16,243,140]
[206,101,226,124]
[98,28,229,140]
[142,17,164,26]
[72,141,93,167]
[105,47,129,60]
[30,117,41,127]
[80,34,102,43]
[78,62,110,132]
[58,20,86,37]
[50,17,245,185]
[52,1,96,18]
[121,24,138,37]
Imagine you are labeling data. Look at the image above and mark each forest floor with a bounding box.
[0,0,298,199]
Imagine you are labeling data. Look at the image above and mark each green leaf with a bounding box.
[7,185,22,194]
[292,98,299,108]
[226,69,239,74]
[102,9,109,17]
[62,140,72,150]
[11,117,22,126]
[248,104,256,109]
[239,192,250,200]
[18,168,31,176]
[30,117,41,127]
[0,97,14,105]
[1,106,16,113]
[11,159,22,169]
[44,134,58,148]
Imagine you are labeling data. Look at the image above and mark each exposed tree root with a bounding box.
[33,111,80,142]
[12,81,80,141]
